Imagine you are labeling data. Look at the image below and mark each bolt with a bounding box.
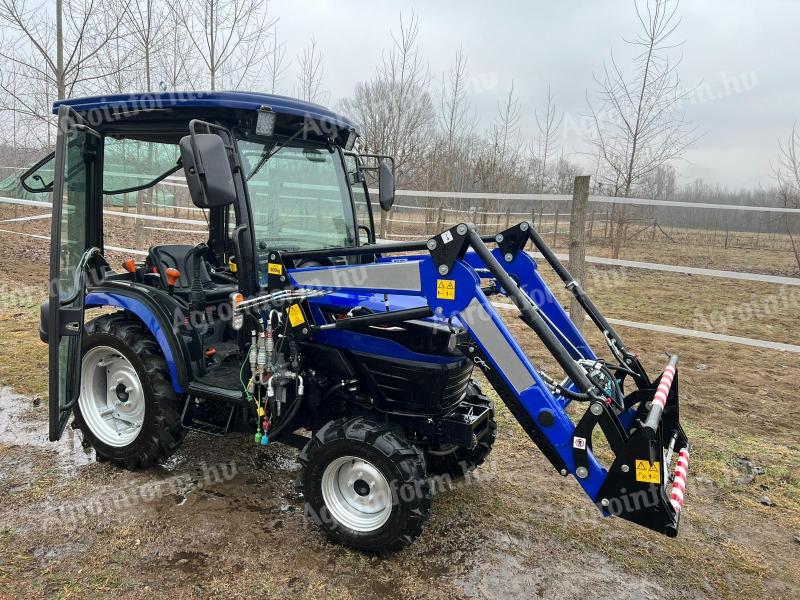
[576,466,588,479]
[504,253,513,262]
[495,233,504,243]
[621,464,630,473]
[560,468,568,476]
[280,276,286,282]
[520,222,529,231]
[468,347,475,353]
[590,402,603,416]
[270,254,276,260]
[438,264,449,275]
[601,498,610,507]
[435,307,443,315]
[456,224,468,235]
[427,238,437,250]
[645,401,652,410]
[302,328,308,335]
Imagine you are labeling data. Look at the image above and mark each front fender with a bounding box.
[85,289,190,393]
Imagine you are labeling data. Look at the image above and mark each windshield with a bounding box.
[238,139,356,253]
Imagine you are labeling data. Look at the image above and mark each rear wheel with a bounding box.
[425,383,497,477]
[75,313,185,469]
[298,417,431,554]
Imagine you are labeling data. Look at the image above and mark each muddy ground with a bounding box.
[0,229,798,599]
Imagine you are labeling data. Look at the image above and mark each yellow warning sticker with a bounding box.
[268,263,283,275]
[287,304,305,327]
[436,279,456,300]
[635,460,661,484]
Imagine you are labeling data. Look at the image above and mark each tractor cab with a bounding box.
[24,92,398,438]
[26,92,690,555]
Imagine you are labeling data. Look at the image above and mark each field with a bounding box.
[0,216,798,599]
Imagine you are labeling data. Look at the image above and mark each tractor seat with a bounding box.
[148,244,237,301]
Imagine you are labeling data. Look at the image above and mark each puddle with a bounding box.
[0,385,94,475]
[455,532,665,599]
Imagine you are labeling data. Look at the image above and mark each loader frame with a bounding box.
[268,220,690,536]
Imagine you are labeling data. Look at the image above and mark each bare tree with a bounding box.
[588,0,698,257]
[340,12,435,186]
[296,37,324,103]
[157,0,199,91]
[265,22,288,94]
[435,46,474,192]
[127,0,165,90]
[773,122,800,273]
[531,85,563,192]
[0,0,130,144]
[474,82,522,194]
[174,0,274,91]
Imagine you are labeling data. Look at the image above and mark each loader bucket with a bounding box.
[591,356,690,536]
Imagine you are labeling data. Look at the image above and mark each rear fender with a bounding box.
[84,288,190,393]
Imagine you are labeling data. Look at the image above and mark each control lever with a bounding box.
[165,268,181,296]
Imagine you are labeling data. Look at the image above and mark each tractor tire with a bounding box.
[298,417,432,555]
[425,382,497,478]
[74,312,185,470]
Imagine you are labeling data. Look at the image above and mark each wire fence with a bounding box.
[1,164,798,276]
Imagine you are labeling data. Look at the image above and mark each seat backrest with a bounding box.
[148,244,212,290]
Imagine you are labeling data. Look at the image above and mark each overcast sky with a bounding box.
[270,0,800,190]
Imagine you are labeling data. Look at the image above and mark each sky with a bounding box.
[270,0,800,190]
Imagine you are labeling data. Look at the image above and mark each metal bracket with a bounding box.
[496,221,532,263]
[427,223,470,276]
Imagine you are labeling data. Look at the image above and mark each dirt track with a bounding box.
[0,230,798,599]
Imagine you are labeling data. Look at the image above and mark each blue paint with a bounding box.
[53,92,361,136]
[282,254,639,504]
[85,292,184,393]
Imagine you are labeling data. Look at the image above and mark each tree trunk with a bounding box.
[56,0,65,99]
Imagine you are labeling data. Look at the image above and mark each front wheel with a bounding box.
[75,313,185,469]
[298,417,431,554]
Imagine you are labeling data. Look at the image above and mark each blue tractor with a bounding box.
[26,92,690,553]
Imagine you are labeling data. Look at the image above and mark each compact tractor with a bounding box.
[25,92,690,553]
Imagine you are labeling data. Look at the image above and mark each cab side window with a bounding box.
[344,154,373,244]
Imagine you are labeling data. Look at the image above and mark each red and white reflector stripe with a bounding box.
[669,447,690,513]
[653,365,676,409]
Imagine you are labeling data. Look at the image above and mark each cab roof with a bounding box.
[53,91,361,144]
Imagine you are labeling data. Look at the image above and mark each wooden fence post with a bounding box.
[569,175,590,333]
[553,208,560,247]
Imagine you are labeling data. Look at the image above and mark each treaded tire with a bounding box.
[75,312,185,469]
[298,417,432,555]
[425,382,497,478]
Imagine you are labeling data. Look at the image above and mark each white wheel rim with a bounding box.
[321,456,393,532]
[79,345,145,447]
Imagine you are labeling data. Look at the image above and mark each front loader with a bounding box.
[28,92,690,554]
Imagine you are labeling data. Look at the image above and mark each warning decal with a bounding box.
[268,263,283,275]
[287,304,305,327]
[635,460,661,484]
[573,436,586,449]
[436,279,456,300]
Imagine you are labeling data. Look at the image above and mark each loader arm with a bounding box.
[271,222,690,537]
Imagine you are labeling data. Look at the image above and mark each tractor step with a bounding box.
[180,396,237,436]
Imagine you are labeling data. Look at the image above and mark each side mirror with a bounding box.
[378,159,395,211]
[20,152,55,193]
[179,133,236,208]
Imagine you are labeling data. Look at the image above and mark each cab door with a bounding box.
[48,105,101,441]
